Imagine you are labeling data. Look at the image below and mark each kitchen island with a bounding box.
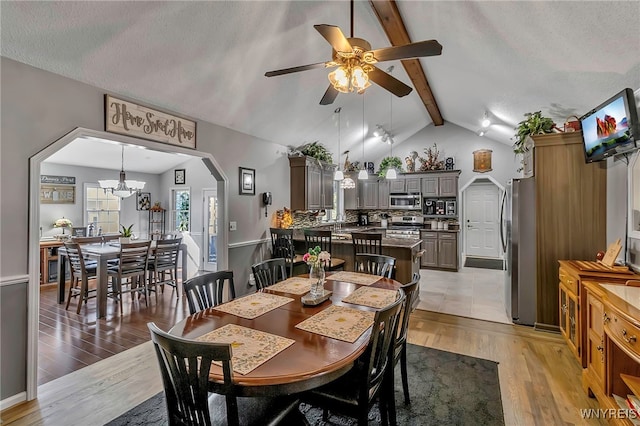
[292,226,422,284]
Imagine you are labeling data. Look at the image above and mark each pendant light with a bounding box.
[98,145,145,198]
[385,77,397,180]
[358,94,368,180]
[333,107,344,181]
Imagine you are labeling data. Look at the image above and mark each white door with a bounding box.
[203,189,218,271]
[465,183,501,258]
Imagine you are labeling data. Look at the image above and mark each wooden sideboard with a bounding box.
[558,260,637,367]
[582,281,640,424]
[39,240,63,285]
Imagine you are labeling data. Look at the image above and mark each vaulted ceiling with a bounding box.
[2,1,639,171]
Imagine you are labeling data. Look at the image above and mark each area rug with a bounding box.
[464,257,504,270]
[106,344,504,425]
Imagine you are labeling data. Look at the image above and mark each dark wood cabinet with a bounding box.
[39,241,66,285]
[289,156,335,211]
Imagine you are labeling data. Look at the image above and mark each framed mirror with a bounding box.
[629,150,640,239]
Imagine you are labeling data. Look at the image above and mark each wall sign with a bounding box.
[105,94,197,149]
[40,184,75,204]
[40,175,76,185]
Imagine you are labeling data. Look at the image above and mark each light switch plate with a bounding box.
[229,221,237,231]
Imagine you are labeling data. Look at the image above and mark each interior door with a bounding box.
[203,189,218,271]
[465,183,500,258]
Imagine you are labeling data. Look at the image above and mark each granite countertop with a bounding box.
[291,228,423,249]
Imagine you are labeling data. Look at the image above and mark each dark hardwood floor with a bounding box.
[38,280,190,385]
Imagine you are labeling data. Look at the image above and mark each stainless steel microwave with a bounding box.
[389,193,421,210]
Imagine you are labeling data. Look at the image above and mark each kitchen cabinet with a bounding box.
[289,156,335,211]
[559,273,580,360]
[421,171,459,197]
[420,230,458,270]
[358,179,379,209]
[378,180,390,209]
[389,178,406,193]
[406,177,421,193]
[584,284,605,396]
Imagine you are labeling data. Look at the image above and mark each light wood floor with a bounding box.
[2,309,604,425]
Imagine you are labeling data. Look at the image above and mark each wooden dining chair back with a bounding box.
[183,271,236,315]
[354,254,396,278]
[251,258,287,290]
[300,291,405,426]
[147,322,300,426]
[350,232,383,257]
[303,229,345,271]
[394,272,420,405]
[270,228,304,277]
[108,241,151,314]
[63,242,97,313]
[148,237,182,299]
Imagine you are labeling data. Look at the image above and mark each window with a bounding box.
[171,189,190,231]
[86,185,120,234]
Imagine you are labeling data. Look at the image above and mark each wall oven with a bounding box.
[389,193,421,210]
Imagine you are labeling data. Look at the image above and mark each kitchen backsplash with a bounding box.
[291,209,458,229]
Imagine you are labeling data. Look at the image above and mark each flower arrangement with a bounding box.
[303,245,331,268]
[53,217,72,228]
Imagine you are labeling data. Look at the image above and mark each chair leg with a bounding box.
[76,277,87,314]
[65,276,77,310]
[400,345,410,405]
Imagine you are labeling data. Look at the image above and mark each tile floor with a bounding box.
[416,266,512,324]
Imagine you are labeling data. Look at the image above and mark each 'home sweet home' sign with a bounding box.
[105,94,197,149]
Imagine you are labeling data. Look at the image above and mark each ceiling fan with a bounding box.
[264,0,442,105]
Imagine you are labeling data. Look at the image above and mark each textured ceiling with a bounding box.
[2,1,639,172]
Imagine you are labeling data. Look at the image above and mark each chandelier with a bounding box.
[98,145,145,198]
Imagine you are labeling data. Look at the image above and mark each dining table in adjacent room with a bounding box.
[169,271,403,396]
[56,240,188,318]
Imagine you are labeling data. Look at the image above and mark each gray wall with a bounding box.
[0,281,28,403]
[0,57,289,401]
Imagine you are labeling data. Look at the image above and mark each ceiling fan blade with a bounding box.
[319,85,339,105]
[369,40,443,62]
[314,24,353,53]
[265,62,329,77]
[368,67,413,97]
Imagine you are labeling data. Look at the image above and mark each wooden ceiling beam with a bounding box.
[369,0,444,126]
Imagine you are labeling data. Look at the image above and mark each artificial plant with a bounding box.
[378,156,404,178]
[513,111,556,154]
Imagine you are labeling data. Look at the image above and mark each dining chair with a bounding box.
[147,237,182,300]
[299,291,405,426]
[393,272,420,405]
[108,240,151,314]
[147,322,301,426]
[63,242,98,313]
[303,229,345,271]
[251,258,287,290]
[269,228,305,277]
[183,270,236,315]
[354,254,396,278]
[351,232,383,257]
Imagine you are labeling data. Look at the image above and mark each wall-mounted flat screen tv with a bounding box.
[580,88,640,163]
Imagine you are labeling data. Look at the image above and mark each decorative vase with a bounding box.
[309,262,325,298]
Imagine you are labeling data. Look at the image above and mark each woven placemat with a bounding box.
[328,271,382,286]
[295,305,375,343]
[213,292,293,319]
[267,277,316,295]
[342,286,399,309]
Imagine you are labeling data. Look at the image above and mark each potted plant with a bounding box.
[288,141,333,163]
[378,156,403,178]
[513,111,556,154]
[120,224,133,243]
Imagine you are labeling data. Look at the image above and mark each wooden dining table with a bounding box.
[57,241,188,318]
[169,272,403,397]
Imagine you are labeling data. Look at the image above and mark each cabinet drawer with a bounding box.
[420,232,438,239]
[559,267,578,295]
[438,232,456,240]
[605,309,640,359]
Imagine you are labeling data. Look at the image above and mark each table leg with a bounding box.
[181,245,187,286]
[57,253,67,304]
[97,256,109,319]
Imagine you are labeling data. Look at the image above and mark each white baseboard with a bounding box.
[0,391,26,411]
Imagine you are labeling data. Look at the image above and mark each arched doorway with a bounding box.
[26,127,228,398]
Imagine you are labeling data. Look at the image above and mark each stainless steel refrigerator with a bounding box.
[500,178,536,326]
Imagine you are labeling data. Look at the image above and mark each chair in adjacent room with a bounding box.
[63,242,98,313]
[107,240,151,314]
[393,272,420,405]
[183,270,236,315]
[270,227,305,277]
[147,322,301,426]
[354,253,396,278]
[298,291,405,426]
[251,258,287,290]
[147,237,182,299]
[303,229,345,271]
[351,232,383,258]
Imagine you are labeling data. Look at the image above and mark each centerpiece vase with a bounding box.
[309,262,326,298]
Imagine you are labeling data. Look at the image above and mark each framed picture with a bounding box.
[239,167,255,195]
[175,169,186,185]
[40,184,75,204]
[136,192,151,211]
